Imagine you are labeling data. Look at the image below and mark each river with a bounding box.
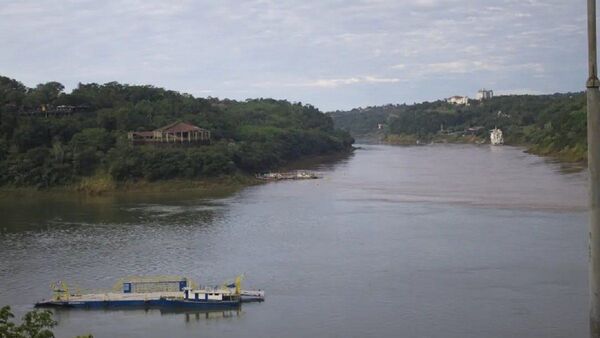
[0,144,589,337]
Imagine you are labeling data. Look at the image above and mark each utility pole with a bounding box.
[588,0,600,337]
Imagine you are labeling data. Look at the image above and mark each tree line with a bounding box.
[329,93,586,161]
[0,75,354,188]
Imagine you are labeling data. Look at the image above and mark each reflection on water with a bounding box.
[165,309,242,321]
[0,193,235,233]
[52,307,243,321]
[0,144,589,338]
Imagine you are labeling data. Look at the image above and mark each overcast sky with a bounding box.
[0,0,587,111]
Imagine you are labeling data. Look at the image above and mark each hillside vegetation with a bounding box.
[329,93,586,162]
[0,75,353,190]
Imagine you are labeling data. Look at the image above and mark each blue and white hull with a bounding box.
[36,298,241,310]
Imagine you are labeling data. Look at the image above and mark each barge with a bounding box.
[35,276,264,310]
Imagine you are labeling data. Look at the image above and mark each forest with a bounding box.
[0,75,354,189]
[329,93,586,162]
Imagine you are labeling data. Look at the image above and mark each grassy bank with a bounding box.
[0,146,355,196]
[0,173,262,196]
[525,143,587,163]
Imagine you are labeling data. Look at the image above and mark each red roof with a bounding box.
[155,121,202,133]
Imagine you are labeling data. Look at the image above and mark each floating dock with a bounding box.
[35,276,264,310]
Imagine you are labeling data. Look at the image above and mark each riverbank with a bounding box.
[525,143,587,163]
[0,174,261,197]
[0,148,356,196]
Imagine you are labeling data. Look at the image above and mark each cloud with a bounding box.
[0,0,587,111]
[427,61,476,74]
[309,76,401,88]
[495,88,545,96]
[255,76,402,89]
[391,60,546,80]
[307,78,362,88]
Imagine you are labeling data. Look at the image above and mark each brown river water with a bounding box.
[0,144,589,337]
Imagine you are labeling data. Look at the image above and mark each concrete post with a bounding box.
[588,1,600,337]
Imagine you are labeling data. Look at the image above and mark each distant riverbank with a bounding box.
[330,92,586,166]
[384,133,484,146]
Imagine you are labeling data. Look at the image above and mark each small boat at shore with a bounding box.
[35,276,264,310]
[490,127,504,145]
[256,170,321,181]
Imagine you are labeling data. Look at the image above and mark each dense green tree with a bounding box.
[0,306,93,338]
[106,141,144,181]
[23,82,65,108]
[70,128,114,153]
[0,75,353,188]
[0,76,27,107]
[0,306,56,338]
[12,119,50,152]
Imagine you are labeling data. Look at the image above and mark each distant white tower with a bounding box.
[476,89,494,100]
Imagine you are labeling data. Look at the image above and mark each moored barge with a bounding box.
[35,276,264,310]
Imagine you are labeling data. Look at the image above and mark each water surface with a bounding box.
[0,144,588,337]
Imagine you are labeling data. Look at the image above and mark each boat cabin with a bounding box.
[183,287,235,301]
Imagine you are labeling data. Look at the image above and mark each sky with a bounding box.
[0,0,588,111]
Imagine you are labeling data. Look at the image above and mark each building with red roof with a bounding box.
[128,121,211,145]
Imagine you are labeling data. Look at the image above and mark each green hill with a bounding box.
[0,75,353,190]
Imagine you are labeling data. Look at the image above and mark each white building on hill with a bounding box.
[446,96,470,106]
